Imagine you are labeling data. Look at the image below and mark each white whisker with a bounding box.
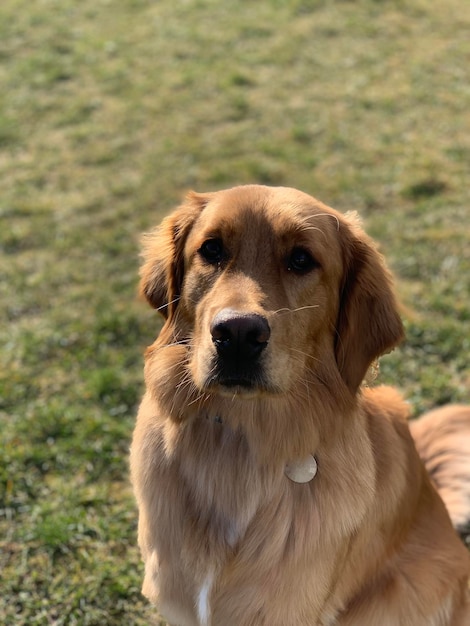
[289,347,323,365]
[299,225,325,235]
[155,296,181,312]
[299,212,340,231]
[187,391,206,407]
[272,305,319,315]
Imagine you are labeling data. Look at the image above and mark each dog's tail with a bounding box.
[409,404,470,541]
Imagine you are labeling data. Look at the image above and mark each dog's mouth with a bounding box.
[216,377,255,389]
[203,360,278,397]
[206,367,263,391]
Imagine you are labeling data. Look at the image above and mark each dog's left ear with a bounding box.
[139,192,209,318]
[335,215,404,393]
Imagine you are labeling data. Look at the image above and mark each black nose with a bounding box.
[210,309,270,362]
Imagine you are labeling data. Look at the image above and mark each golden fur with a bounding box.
[410,405,470,535]
[130,185,470,625]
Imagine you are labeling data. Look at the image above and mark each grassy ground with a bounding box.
[1,0,469,623]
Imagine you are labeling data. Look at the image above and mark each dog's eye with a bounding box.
[287,247,317,274]
[199,238,224,264]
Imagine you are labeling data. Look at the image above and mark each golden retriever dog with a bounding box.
[130,185,470,625]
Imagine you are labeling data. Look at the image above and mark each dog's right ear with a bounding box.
[139,192,209,317]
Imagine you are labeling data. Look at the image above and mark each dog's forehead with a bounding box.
[195,185,342,239]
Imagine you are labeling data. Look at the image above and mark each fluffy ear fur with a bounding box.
[139,192,209,317]
[335,215,404,393]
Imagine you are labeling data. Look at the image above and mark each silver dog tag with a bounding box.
[285,454,317,483]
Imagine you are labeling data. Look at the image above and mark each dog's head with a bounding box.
[140,185,403,399]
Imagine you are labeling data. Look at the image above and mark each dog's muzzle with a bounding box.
[209,308,270,389]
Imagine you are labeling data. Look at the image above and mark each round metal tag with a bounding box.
[285,454,318,484]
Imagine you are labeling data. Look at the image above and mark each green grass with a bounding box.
[1,0,469,623]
